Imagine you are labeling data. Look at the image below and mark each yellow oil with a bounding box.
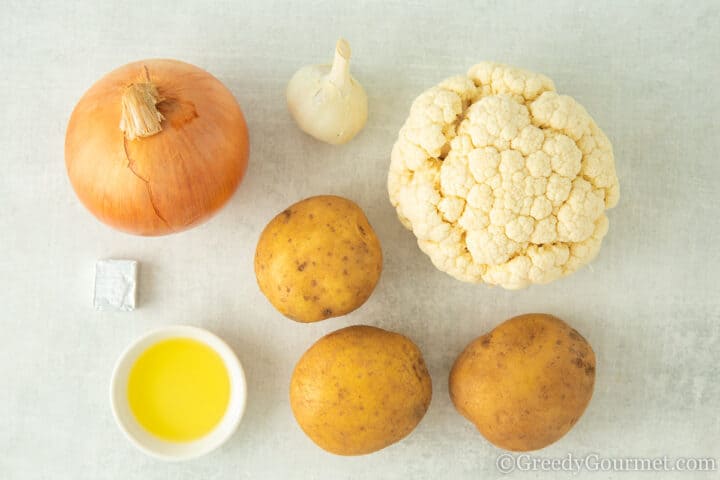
[127,338,230,442]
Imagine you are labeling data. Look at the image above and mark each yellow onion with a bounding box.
[65,59,249,235]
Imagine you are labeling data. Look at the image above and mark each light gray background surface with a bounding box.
[1,1,719,478]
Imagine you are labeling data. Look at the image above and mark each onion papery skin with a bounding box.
[65,59,249,236]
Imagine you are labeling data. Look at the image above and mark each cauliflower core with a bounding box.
[388,63,619,289]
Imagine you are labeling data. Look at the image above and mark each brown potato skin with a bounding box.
[254,195,382,323]
[290,325,432,455]
[449,313,595,452]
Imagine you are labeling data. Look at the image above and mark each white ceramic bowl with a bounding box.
[110,325,247,461]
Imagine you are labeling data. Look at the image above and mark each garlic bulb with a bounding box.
[286,39,368,145]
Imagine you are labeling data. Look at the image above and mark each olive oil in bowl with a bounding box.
[111,326,246,460]
[127,338,231,442]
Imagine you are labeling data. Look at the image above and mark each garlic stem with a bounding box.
[328,38,351,88]
[119,83,165,140]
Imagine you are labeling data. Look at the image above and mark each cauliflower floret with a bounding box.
[388,62,620,289]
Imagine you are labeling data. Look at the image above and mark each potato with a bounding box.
[449,313,595,451]
[290,325,432,455]
[254,195,382,323]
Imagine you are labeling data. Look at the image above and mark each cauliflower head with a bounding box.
[388,62,619,289]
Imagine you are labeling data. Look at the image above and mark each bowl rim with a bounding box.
[109,325,247,461]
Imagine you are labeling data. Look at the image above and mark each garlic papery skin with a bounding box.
[286,38,368,145]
